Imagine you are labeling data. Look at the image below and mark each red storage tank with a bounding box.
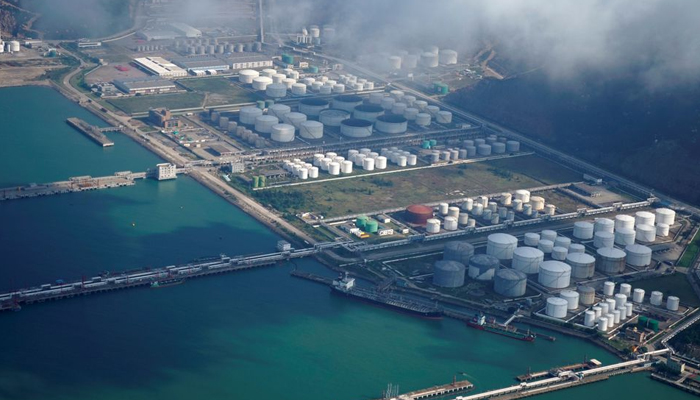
[405,204,433,225]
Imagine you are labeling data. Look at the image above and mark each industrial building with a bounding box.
[149,108,182,128]
[169,22,202,38]
[113,77,178,95]
[155,163,177,180]
[133,57,188,78]
[137,23,201,41]
[137,29,178,41]
[172,56,231,73]
[226,54,273,70]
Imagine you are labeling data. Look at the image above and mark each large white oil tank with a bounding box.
[467,254,498,281]
[436,111,453,124]
[319,109,350,127]
[426,218,440,233]
[603,281,615,296]
[239,106,263,125]
[494,269,527,297]
[444,217,458,231]
[270,124,295,142]
[595,218,615,234]
[271,73,286,83]
[578,286,596,305]
[439,49,458,64]
[299,98,330,117]
[573,222,595,240]
[328,162,340,175]
[635,224,656,243]
[554,237,571,249]
[299,121,324,139]
[255,115,279,133]
[632,288,645,303]
[615,215,635,231]
[625,244,652,267]
[566,253,595,279]
[512,247,544,274]
[524,233,540,247]
[388,55,402,69]
[433,260,466,288]
[354,104,384,122]
[340,160,353,174]
[538,239,554,254]
[667,296,680,311]
[477,144,492,156]
[506,141,521,152]
[594,231,615,248]
[269,104,291,120]
[283,112,307,128]
[486,233,518,260]
[260,68,277,77]
[514,189,531,203]
[420,52,439,67]
[291,83,307,95]
[375,115,408,134]
[656,208,676,226]
[415,113,431,126]
[252,76,273,90]
[546,297,569,318]
[656,224,670,237]
[615,228,636,246]
[560,290,580,310]
[239,69,260,83]
[375,156,388,169]
[333,95,364,112]
[309,167,319,178]
[635,211,656,227]
[541,230,557,242]
[438,203,449,215]
[530,196,545,211]
[492,142,506,154]
[596,247,626,274]
[538,261,571,289]
[341,119,373,138]
[649,291,663,306]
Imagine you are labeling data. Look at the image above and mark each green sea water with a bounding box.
[0,86,694,400]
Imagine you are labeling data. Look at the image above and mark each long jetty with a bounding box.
[66,117,116,147]
[0,172,145,201]
[0,245,340,312]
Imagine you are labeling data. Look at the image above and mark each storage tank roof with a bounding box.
[355,104,384,112]
[300,98,330,106]
[625,244,652,254]
[496,269,526,280]
[469,254,500,268]
[488,233,518,245]
[335,94,363,102]
[341,118,373,127]
[435,260,465,271]
[578,286,595,293]
[540,261,571,273]
[548,297,569,306]
[376,114,408,123]
[597,247,626,258]
[574,221,594,228]
[566,253,595,264]
[407,204,432,214]
[514,247,544,258]
[560,290,579,298]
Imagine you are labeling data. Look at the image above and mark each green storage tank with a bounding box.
[437,84,449,95]
[356,215,368,228]
[282,54,294,64]
[421,140,431,149]
[257,100,266,109]
[429,139,437,146]
[365,220,379,233]
[265,99,275,108]
[259,176,266,188]
[638,316,648,327]
[648,319,660,332]
[307,65,319,73]
[252,176,260,188]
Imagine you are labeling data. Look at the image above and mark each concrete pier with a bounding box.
[66,117,116,147]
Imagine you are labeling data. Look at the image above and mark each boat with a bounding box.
[150,277,185,288]
[466,313,535,342]
[331,273,442,319]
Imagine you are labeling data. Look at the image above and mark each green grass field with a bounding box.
[679,231,700,268]
[633,273,699,307]
[177,77,261,106]
[485,155,582,184]
[258,155,580,218]
[107,92,205,114]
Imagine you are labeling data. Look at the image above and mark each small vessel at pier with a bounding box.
[150,277,185,288]
[467,312,535,342]
[331,273,443,319]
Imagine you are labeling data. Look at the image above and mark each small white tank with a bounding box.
[546,297,568,318]
[340,160,353,174]
[560,290,579,310]
[650,291,663,306]
[362,157,375,171]
[270,123,295,142]
[573,222,594,239]
[614,293,627,309]
[426,218,440,233]
[328,162,340,175]
[603,281,615,296]
[598,317,608,332]
[656,224,670,237]
[538,239,554,253]
[309,167,319,178]
[552,246,568,261]
[632,288,645,303]
[667,296,680,311]
[524,233,540,247]
[444,217,458,231]
[594,232,615,248]
[375,156,388,170]
[594,218,615,233]
[584,310,596,327]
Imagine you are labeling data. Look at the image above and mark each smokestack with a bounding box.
[258,0,264,43]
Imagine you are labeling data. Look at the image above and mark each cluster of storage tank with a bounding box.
[424,136,520,164]
[367,90,453,129]
[283,158,319,180]
[337,74,375,91]
[383,47,458,70]
[175,39,261,55]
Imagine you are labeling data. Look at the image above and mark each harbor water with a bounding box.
[0,86,694,400]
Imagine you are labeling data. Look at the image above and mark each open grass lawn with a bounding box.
[633,273,699,307]
[679,231,700,268]
[177,77,261,106]
[261,155,580,217]
[108,92,205,114]
[484,154,582,184]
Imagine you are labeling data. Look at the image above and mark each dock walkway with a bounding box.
[66,117,116,147]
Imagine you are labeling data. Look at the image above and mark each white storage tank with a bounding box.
[362,157,375,171]
[340,160,353,174]
[270,124,295,142]
[530,196,545,211]
[353,104,384,122]
[433,260,466,287]
[420,52,439,67]
[299,98,330,117]
[584,310,596,327]
[486,233,518,260]
[239,69,260,83]
[598,317,608,332]
[506,141,521,152]
[252,76,273,90]
[477,144,492,156]
[468,254,498,281]
[439,49,458,64]
[524,233,540,247]
[578,286,596,305]
[537,239,554,254]
[319,109,350,127]
[268,104,291,120]
[375,156,388,169]
[635,224,656,243]
[309,167,319,178]
[341,119,373,138]
[596,247,626,274]
[538,261,572,289]
[494,269,527,297]
[436,111,453,123]
[541,230,557,242]
[594,231,615,248]
[299,121,324,139]
[392,102,407,115]
[656,208,676,226]
[573,222,594,240]
[426,218,440,233]
[620,283,632,296]
[415,113,431,126]
[333,95,364,112]
[444,241,475,265]
[614,293,628,309]
[566,253,596,279]
[569,243,585,254]
[552,247,568,261]
[632,288,645,303]
[603,281,615,296]
[656,224,670,237]
[667,296,680,311]
[239,106,263,125]
[283,112,307,128]
[614,228,636,246]
[375,115,408,134]
[625,244,652,267]
[328,162,340,175]
[560,290,580,310]
[512,247,544,274]
[635,211,656,227]
[260,68,277,77]
[255,115,279,133]
[514,189,531,203]
[650,291,663,306]
[554,237,571,249]
[492,142,506,154]
[444,217,458,231]
[291,83,307,95]
[595,218,615,234]
[615,215,635,231]
[546,297,569,318]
